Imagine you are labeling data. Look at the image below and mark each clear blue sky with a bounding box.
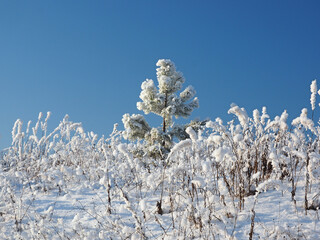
[1,1,319,149]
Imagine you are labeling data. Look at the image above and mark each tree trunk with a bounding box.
[162,92,168,133]
[305,154,310,215]
[162,118,166,133]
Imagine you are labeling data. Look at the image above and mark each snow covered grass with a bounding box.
[1,80,320,239]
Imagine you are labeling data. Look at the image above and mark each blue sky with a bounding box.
[0,1,319,149]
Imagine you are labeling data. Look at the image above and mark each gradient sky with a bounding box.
[1,1,320,149]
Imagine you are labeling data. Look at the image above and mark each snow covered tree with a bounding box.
[137,59,199,133]
[122,59,199,158]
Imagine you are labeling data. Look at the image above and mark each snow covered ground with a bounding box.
[1,105,320,240]
[1,157,320,239]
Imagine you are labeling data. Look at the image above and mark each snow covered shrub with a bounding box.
[122,59,199,159]
[203,104,308,210]
[2,78,320,238]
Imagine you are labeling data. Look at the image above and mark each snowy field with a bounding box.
[1,76,320,239]
[1,103,320,239]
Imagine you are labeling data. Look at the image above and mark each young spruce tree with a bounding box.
[122,59,199,158]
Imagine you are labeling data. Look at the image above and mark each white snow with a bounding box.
[1,80,320,239]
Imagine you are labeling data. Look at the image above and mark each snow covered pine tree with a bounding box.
[122,59,199,159]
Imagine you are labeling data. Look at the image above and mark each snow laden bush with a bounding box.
[1,79,320,239]
[122,59,199,159]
